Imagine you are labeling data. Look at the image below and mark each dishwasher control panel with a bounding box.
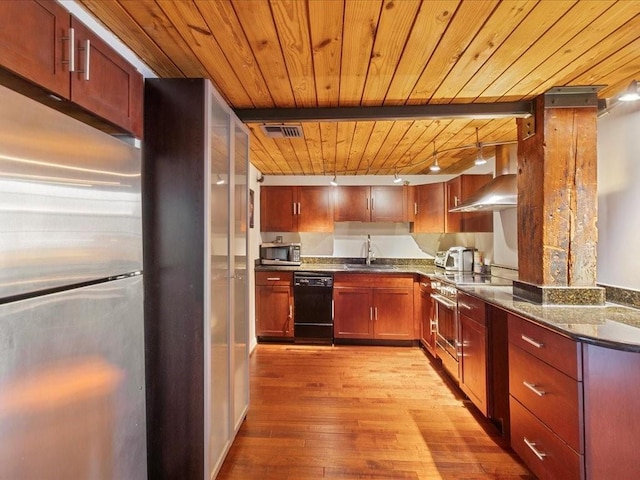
[294,272,333,288]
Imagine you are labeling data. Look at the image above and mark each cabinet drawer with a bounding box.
[508,314,581,380]
[457,291,486,325]
[256,271,292,286]
[334,273,413,288]
[510,397,584,480]
[509,344,582,453]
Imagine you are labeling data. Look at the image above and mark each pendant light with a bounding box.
[474,128,487,166]
[429,142,441,172]
[619,80,640,102]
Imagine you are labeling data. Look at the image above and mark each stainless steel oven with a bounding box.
[430,280,460,381]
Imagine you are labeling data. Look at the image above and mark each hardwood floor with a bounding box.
[217,345,533,480]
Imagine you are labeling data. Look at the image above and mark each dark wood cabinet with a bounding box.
[374,288,414,340]
[445,174,493,232]
[0,0,70,98]
[255,272,293,338]
[412,182,446,233]
[0,0,143,137]
[508,313,584,480]
[418,278,437,357]
[333,287,374,338]
[334,186,406,223]
[458,292,489,416]
[583,344,640,479]
[261,186,333,232]
[334,186,370,222]
[334,274,414,341]
[370,186,405,222]
[70,19,143,138]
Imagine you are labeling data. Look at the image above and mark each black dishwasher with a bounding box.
[293,272,333,344]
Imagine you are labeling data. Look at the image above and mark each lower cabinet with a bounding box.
[418,277,437,357]
[334,273,414,341]
[255,272,293,339]
[459,310,488,416]
[508,313,584,480]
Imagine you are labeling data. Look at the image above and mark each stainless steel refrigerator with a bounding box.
[0,84,146,479]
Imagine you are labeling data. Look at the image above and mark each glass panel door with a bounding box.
[232,121,249,431]
[208,89,230,475]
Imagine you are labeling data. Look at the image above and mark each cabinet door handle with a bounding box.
[430,319,437,333]
[297,202,301,215]
[414,202,418,215]
[366,197,369,210]
[370,307,373,321]
[454,195,460,207]
[374,307,378,320]
[523,438,546,461]
[78,39,90,81]
[523,381,546,397]
[63,27,75,72]
[266,277,281,281]
[521,334,544,349]
[371,197,374,211]
[289,305,292,319]
[292,202,296,215]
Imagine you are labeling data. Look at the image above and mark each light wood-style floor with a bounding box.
[217,344,533,480]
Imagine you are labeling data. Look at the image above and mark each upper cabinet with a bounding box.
[412,183,446,233]
[445,175,493,233]
[334,186,406,223]
[0,0,143,137]
[261,186,334,232]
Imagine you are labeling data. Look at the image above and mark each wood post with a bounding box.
[515,90,603,304]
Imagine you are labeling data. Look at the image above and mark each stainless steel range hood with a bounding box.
[449,144,517,212]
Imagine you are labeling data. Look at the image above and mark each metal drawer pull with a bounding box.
[521,334,544,348]
[524,438,546,461]
[63,28,75,72]
[374,307,378,320]
[266,277,281,281]
[370,307,373,321]
[523,381,546,397]
[78,39,91,81]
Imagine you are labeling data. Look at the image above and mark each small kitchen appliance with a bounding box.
[259,242,301,266]
[444,246,475,272]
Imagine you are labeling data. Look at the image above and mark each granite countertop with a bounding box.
[256,259,640,352]
[458,284,640,353]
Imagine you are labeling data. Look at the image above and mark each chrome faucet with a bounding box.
[366,234,374,265]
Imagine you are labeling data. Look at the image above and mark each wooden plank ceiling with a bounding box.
[78,0,640,176]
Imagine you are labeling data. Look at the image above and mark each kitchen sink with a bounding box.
[344,264,398,270]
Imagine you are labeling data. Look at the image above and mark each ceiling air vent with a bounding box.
[260,124,304,138]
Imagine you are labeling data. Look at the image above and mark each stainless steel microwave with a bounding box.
[260,243,301,266]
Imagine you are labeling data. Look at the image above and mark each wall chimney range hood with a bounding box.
[449,144,517,212]
[449,173,517,212]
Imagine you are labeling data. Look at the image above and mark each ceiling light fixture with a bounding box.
[429,142,441,172]
[393,169,403,184]
[619,80,640,102]
[474,127,487,166]
[216,175,225,185]
[330,175,338,186]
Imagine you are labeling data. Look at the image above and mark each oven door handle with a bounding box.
[430,293,457,310]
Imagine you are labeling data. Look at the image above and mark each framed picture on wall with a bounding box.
[249,189,254,229]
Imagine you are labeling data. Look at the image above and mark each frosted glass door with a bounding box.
[208,89,230,476]
[232,121,249,431]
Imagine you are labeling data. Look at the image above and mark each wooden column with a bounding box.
[515,89,604,305]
